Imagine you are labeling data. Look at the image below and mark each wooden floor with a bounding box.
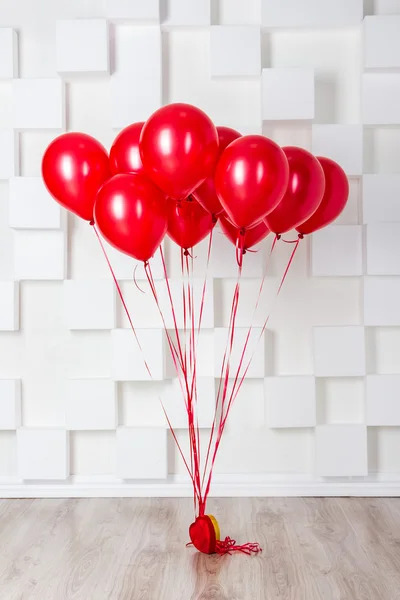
[0,497,399,599]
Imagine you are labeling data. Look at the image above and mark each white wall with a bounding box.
[1,0,400,497]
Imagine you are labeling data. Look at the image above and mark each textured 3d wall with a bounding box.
[1,0,400,496]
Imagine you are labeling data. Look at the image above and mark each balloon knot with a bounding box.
[212,214,218,224]
[276,234,281,240]
[143,260,149,268]
[89,220,95,226]
[183,249,190,256]
[243,249,247,255]
[298,233,304,240]
[239,228,246,236]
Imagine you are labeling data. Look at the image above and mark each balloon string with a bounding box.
[221,238,301,429]
[91,224,197,492]
[200,257,242,509]
[144,259,201,503]
[158,246,202,505]
[202,238,300,505]
[91,223,153,380]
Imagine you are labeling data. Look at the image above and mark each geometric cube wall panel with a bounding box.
[105,0,160,22]
[311,226,363,277]
[0,130,19,179]
[111,329,164,381]
[262,68,315,121]
[366,375,400,426]
[364,16,400,69]
[12,79,65,130]
[17,428,69,480]
[9,177,61,229]
[0,380,21,429]
[116,427,167,479]
[362,175,400,224]
[261,0,363,28]
[362,74,400,125]
[162,0,210,27]
[364,277,400,326]
[210,27,261,77]
[63,280,116,330]
[66,379,117,430]
[214,328,265,379]
[56,20,109,75]
[162,377,216,429]
[315,424,368,477]
[366,224,400,275]
[0,282,19,331]
[313,327,366,377]
[311,125,363,176]
[13,230,66,280]
[111,26,161,127]
[0,29,18,79]
[265,376,316,428]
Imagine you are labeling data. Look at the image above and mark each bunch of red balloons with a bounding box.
[42,102,349,263]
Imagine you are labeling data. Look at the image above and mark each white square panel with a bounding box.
[362,73,400,125]
[311,125,363,176]
[162,377,216,428]
[366,223,400,275]
[0,282,19,331]
[265,376,316,428]
[159,278,214,329]
[0,29,18,79]
[364,16,400,69]
[13,230,66,280]
[17,428,69,480]
[364,277,400,326]
[106,0,160,21]
[262,68,314,121]
[116,427,167,478]
[261,0,363,28]
[0,130,19,179]
[311,226,363,277]
[315,424,367,476]
[66,379,117,430]
[162,0,210,27]
[373,0,400,14]
[111,329,164,381]
[210,26,261,77]
[313,327,366,377]
[366,375,400,426]
[111,74,161,128]
[362,175,400,224]
[0,380,21,429]
[13,79,65,130]
[214,327,265,379]
[56,19,109,75]
[9,177,61,229]
[114,25,161,76]
[64,280,116,330]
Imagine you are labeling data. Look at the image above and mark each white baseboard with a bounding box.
[1,474,400,498]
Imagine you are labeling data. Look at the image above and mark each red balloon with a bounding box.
[94,173,167,262]
[140,103,219,201]
[193,126,241,216]
[167,196,215,250]
[42,132,110,221]
[109,122,145,176]
[215,135,289,229]
[219,214,270,249]
[296,157,349,235]
[265,147,325,234]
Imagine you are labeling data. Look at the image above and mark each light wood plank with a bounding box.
[0,498,400,599]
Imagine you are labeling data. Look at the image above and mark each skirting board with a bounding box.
[1,474,400,498]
